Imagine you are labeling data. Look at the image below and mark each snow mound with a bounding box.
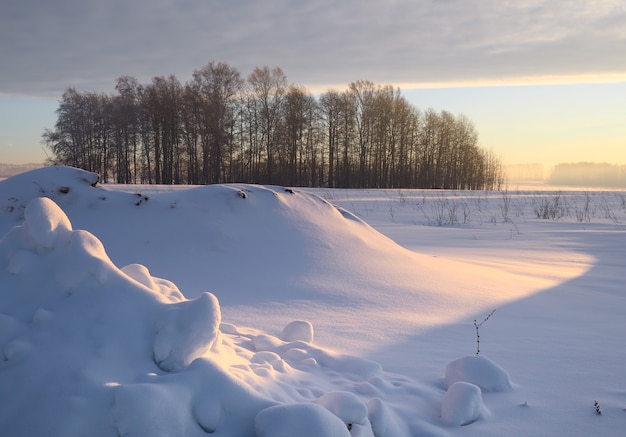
[316,391,374,436]
[23,197,72,250]
[441,381,483,426]
[153,292,222,371]
[444,355,512,392]
[0,166,542,364]
[0,166,98,226]
[280,319,314,343]
[0,197,447,436]
[367,397,412,436]
[121,263,184,301]
[255,403,351,437]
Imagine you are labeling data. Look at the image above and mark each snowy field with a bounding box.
[1,166,625,436]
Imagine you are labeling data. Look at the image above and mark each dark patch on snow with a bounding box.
[5,197,20,214]
[134,193,149,206]
[81,174,100,187]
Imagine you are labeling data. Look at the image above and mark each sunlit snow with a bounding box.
[1,166,625,436]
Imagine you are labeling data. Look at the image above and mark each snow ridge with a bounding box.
[0,194,458,436]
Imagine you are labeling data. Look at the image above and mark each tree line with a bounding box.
[43,61,503,189]
[548,162,626,188]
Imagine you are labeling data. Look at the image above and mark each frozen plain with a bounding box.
[1,166,625,436]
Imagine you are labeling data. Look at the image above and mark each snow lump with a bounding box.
[444,355,512,392]
[23,197,72,250]
[441,381,483,426]
[280,319,314,343]
[255,403,351,437]
[153,291,222,371]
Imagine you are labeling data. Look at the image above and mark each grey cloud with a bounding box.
[1,0,624,98]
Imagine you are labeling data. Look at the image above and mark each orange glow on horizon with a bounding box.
[304,73,626,94]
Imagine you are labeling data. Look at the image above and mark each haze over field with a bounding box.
[1,1,625,168]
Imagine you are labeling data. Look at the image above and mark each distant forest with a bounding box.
[548,162,626,188]
[0,163,42,179]
[43,61,503,189]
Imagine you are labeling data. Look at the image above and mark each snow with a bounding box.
[316,391,373,435]
[441,382,483,426]
[444,355,512,392]
[153,292,222,371]
[280,320,314,343]
[1,165,626,436]
[23,196,73,250]
[255,402,351,437]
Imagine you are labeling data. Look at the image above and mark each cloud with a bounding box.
[1,0,625,98]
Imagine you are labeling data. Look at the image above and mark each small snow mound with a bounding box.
[153,292,222,371]
[31,307,53,325]
[54,230,112,290]
[219,322,240,335]
[280,320,314,343]
[24,197,72,250]
[444,355,512,392]
[251,351,282,364]
[252,333,284,352]
[3,338,33,361]
[122,263,157,289]
[316,391,373,435]
[121,264,184,302]
[0,166,100,229]
[441,381,483,426]
[1,197,116,289]
[367,398,411,437]
[255,403,351,437]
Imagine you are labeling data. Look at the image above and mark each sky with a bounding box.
[1,0,625,171]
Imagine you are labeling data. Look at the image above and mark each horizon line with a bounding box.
[3,72,626,100]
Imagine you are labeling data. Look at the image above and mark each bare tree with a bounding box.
[319,90,342,187]
[112,76,142,183]
[189,61,243,184]
[247,66,287,183]
[43,88,111,180]
[281,85,319,186]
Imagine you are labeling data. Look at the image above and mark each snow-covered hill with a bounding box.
[2,166,625,436]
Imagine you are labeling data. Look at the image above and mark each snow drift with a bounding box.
[0,166,545,359]
[3,165,625,436]
[2,195,448,435]
[0,167,518,435]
